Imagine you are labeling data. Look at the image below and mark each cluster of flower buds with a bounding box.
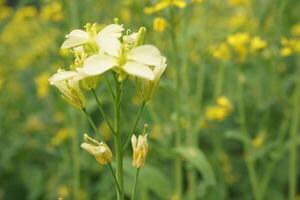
[48,20,167,109]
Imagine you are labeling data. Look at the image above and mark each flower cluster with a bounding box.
[210,32,267,62]
[49,21,167,109]
[204,96,233,122]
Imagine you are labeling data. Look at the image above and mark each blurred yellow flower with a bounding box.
[153,17,167,33]
[228,0,250,6]
[57,185,69,199]
[227,11,248,29]
[35,73,50,98]
[252,132,265,148]
[227,32,250,47]
[120,8,131,22]
[250,36,267,51]
[24,115,44,132]
[0,6,12,20]
[205,96,233,122]
[50,128,72,147]
[192,0,204,3]
[280,37,300,56]
[144,0,186,14]
[210,43,231,61]
[217,96,233,112]
[280,47,292,57]
[291,23,300,37]
[41,1,64,21]
[205,106,228,121]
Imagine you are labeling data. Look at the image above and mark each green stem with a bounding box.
[91,89,115,135]
[108,163,122,195]
[237,69,260,200]
[105,73,116,101]
[123,101,146,152]
[170,7,183,199]
[214,63,225,99]
[114,78,124,200]
[82,108,100,138]
[131,168,140,200]
[289,61,300,200]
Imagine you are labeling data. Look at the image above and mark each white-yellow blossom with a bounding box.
[131,134,148,168]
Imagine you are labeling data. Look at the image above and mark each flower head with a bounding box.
[131,134,148,168]
[153,17,167,33]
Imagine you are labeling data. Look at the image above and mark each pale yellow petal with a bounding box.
[122,61,154,80]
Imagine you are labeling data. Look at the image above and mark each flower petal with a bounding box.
[98,24,124,38]
[61,30,89,49]
[153,56,167,81]
[49,70,78,85]
[96,35,121,57]
[77,54,117,77]
[122,61,154,80]
[127,45,161,66]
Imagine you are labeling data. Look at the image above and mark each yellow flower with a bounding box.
[144,0,186,14]
[50,128,72,147]
[81,134,112,165]
[153,17,167,33]
[252,132,265,148]
[228,0,250,6]
[0,6,12,20]
[227,13,247,29]
[210,43,231,61]
[41,1,64,21]
[35,72,50,98]
[192,0,204,3]
[216,96,233,112]
[227,32,250,47]
[291,23,300,37]
[57,185,69,199]
[131,134,148,168]
[250,36,267,51]
[280,47,292,57]
[205,106,227,121]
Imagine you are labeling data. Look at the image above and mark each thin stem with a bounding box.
[289,61,300,200]
[131,168,140,200]
[91,89,115,135]
[105,73,116,100]
[169,7,183,199]
[237,69,260,200]
[82,108,100,137]
[113,77,124,200]
[214,63,225,99]
[123,101,146,152]
[108,163,122,195]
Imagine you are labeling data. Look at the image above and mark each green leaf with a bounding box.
[175,147,216,186]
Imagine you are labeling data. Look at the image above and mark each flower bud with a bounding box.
[49,69,86,110]
[141,56,167,102]
[131,134,148,168]
[81,135,112,165]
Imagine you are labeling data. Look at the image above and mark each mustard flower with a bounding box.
[153,17,167,33]
[144,0,186,14]
[250,36,267,51]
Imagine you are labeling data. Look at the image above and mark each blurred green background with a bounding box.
[1,0,300,199]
